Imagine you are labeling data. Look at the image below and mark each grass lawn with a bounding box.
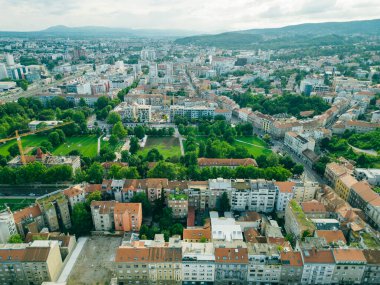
[53,136,98,157]
[0,135,47,156]
[0,135,99,157]
[138,136,181,158]
[0,198,36,211]
[233,136,272,158]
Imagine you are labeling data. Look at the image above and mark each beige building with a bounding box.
[23,240,63,284]
[324,162,349,187]
[293,180,320,202]
[37,191,71,232]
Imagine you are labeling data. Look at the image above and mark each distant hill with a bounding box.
[0,25,198,39]
[175,19,380,49]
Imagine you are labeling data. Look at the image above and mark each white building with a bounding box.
[211,217,243,242]
[275,181,295,212]
[182,242,215,283]
[284,131,315,156]
[355,168,380,186]
[0,209,17,243]
[249,179,277,213]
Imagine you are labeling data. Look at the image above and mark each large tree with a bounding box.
[71,203,93,236]
[218,192,231,213]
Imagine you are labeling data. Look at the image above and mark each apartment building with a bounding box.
[63,184,86,211]
[114,203,142,232]
[362,249,380,284]
[247,243,281,284]
[0,209,17,243]
[285,200,316,237]
[335,174,358,201]
[91,201,116,231]
[280,251,304,285]
[183,227,211,243]
[248,179,277,213]
[182,242,215,284]
[324,162,349,187]
[331,249,366,284]
[355,168,380,186]
[170,105,215,121]
[300,249,335,284]
[211,216,243,242]
[275,181,296,212]
[214,243,248,285]
[12,205,45,237]
[113,102,152,122]
[115,246,150,284]
[36,191,71,232]
[168,194,188,219]
[301,200,327,219]
[292,180,319,202]
[0,243,27,285]
[23,240,63,284]
[91,201,143,232]
[348,181,378,212]
[284,132,315,157]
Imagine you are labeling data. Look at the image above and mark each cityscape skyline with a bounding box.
[1,0,380,33]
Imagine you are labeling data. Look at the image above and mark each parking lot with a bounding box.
[67,236,122,285]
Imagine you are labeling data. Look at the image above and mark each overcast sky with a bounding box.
[1,0,379,33]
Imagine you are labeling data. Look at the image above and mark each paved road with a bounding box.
[349,143,378,156]
[57,237,88,282]
[174,127,185,155]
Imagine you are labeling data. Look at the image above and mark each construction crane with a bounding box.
[0,121,74,165]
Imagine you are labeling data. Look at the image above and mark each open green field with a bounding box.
[0,198,36,211]
[0,135,99,157]
[0,135,47,156]
[53,136,98,157]
[138,136,181,158]
[233,136,272,157]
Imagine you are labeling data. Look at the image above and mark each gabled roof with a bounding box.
[275,181,295,193]
[215,247,248,264]
[351,181,378,203]
[332,248,366,263]
[280,251,303,267]
[13,205,42,224]
[315,230,347,244]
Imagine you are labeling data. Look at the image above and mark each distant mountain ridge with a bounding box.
[0,25,199,39]
[175,18,380,49]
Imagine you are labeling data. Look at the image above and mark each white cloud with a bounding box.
[0,0,379,32]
